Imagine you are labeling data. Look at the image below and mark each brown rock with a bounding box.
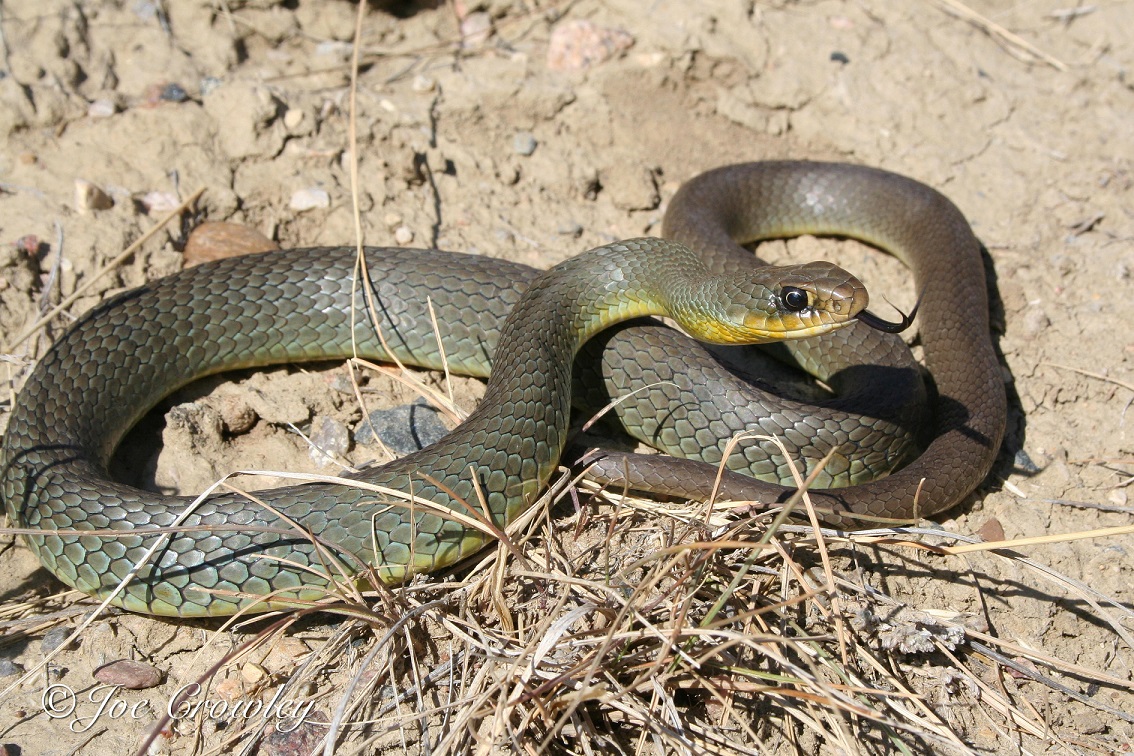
[975,517,1005,543]
[74,179,114,213]
[93,659,163,690]
[184,222,280,266]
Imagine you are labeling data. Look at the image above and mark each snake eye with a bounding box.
[781,287,810,313]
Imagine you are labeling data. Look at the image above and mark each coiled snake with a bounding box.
[1,162,1005,617]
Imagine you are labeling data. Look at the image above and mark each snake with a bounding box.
[0,161,1005,617]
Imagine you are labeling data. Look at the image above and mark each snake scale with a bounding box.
[1,162,1005,617]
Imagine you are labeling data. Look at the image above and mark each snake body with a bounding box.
[1,162,1005,616]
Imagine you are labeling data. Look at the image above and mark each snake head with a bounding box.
[684,261,870,344]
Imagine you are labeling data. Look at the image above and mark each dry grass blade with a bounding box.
[931,0,1068,71]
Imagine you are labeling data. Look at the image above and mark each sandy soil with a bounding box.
[0,1,1131,754]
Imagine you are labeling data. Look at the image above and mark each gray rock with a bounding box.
[355,399,451,454]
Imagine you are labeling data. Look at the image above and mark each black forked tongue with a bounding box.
[855,291,922,334]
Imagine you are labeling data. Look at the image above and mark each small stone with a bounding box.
[0,659,24,677]
[1108,489,1128,507]
[547,20,634,72]
[184,222,280,266]
[93,659,163,690]
[309,415,350,465]
[1013,448,1041,474]
[460,12,493,47]
[74,179,114,213]
[159,83,190,102]
[394,225,414,245]
[512,131,537,156]
[87,98,117,118]
[975,517,1005,543]
[290,187,330,212]
[13,235,42,256]
[283,108,305,130]
[139,191,181,215]
[411,75,436,93]
[241,663,268,684]
[41,627,77,654]
[355,399,450,454]
[383,212,403,228]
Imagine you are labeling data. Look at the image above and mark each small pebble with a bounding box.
[1108,489,1128,507]
[93,659,163,690]
[87,98,117,118]
[184,222,280,266]
[159,83,190,102]
[512,131,538,156]
[290,187,330,212]
[0,659,24,677]
[139,191,181,215]
[283,108,305,130]
[308,415,351,465]
[74,179,114,213]
[394,225,414,245]
[411,75,436,93]
[547,20,634,71]
[241,663,268,684]
[383,212,403,228]
[355,399,450,454]
[1013,448,1041,474]
[41,627,77,654]
[199,76,222,96]
[460,12,493,47]
[14,235,42,256]
[975,517,1005,543]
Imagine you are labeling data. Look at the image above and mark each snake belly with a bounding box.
[2,235,869,616]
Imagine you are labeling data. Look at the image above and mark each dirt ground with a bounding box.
[0,0,1132,754]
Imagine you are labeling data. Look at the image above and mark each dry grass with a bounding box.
[80,470,1123,755]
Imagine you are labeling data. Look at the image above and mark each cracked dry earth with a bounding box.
[0,1,1132,754]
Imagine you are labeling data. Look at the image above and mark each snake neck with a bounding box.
[419,240,709,519]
